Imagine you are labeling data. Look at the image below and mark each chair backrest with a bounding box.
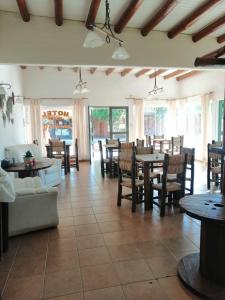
[146,135,151,147]
[153,134,164,139]
[118,142,135,172]
[208,143,222,161]
[212,140,222,147]
[171,136,183,154]
[163,154,187,179]
[136,139,144,148]
[180,147,195,165]
[136,146,153,155]
[49,139,65,153]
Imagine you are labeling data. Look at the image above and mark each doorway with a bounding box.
[88,106,129,160]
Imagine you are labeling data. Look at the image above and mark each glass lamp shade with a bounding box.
[112,44,130,60]
[83,30,105,48]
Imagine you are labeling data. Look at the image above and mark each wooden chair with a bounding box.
[170,136,184,155]
[150,153,187,217]
[146,135,152,147]
[207,142,223,190]
[106,138,119,159]
[136,139,144,148]
[117,142,144,212]
[98,140,109,178]
[70,138,79,171]
[48,139,68,174]
[180,147,195,195]
[153,134,164,139]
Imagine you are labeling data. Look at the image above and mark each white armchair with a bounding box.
[0,168,59,237]
[5,144,62,187]
[9,176,59,237]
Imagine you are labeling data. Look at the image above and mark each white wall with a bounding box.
[0,65,25,159]
[0,11,220,68]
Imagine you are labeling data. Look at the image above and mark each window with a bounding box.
[41,108,73,145]
[144,106,168,136]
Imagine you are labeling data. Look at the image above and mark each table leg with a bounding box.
[67,147,70,173]
[144,162,151,210]
[109,150,113,178]
[0,203,2,259]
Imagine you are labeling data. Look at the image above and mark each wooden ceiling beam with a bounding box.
[149,69,168,78]
[163,69,186,79]
[105,68,115,76]
[192,14,225,43]
[72,67,79,72]
[114,0,143,34]
[195,57,225,66]
[176,70,200,81]
[39,66,44,70]
[86,0,101,30]
[217,33,225,44]
[202,45,225,59]
[141,0,178,36]
[135,68,151,77]
[16,0,30,22]
[54,0,63,26]
[121,68,133,77]
[20,65,27,69]
[57,67,62,71]
[168,0,220,39]
[90,67,97,74]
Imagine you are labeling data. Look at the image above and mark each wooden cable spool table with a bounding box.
[178,194,225,300]
[4,161,52,178]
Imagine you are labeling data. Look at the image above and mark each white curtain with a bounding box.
[24,99,42,147]
[131,99,144,141]
[72,99,89,160]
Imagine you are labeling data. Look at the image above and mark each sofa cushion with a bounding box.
[0,167,16,202]
[14,177,42,191]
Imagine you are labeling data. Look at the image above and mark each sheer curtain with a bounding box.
[131,99,144,141]
[72,99,89,160]
[24,99,43,148]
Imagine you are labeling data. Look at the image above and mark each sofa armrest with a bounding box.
[16,186,58,197]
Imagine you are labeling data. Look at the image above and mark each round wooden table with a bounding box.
[178,194,225,300]
[5,161,52,178]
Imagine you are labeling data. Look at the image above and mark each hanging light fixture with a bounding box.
[83,0,130,60]
[148,70,163,96]
[73,68,89,95]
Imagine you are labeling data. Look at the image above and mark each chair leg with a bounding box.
[160,194,166,217]
[117,172,122,207]
[207,169,210,190]
[76,158,79,171]
[131,187,137,213]
[101,162,105,178]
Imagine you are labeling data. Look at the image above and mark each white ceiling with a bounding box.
[1,0,225,38]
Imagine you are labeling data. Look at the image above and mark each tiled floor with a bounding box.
[1,161,213,299]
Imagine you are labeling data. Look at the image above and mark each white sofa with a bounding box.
[9,176,59,236]
[5,144,62,187]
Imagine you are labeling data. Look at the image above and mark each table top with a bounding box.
[136,153,164,163]
[5,161,52,173]
[104,144,119,149]
[180,194,225,224]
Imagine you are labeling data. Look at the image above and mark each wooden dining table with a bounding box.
[136,153,164,210]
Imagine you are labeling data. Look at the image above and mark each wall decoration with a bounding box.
[0,84,14,127]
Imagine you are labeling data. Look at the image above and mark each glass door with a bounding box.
[88,106,129,161]
[110,107,128,141]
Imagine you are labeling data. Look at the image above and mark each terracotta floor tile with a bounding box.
[123,280,168,300]
[73,215,96,226]
[59,217,74,227]
[103,231,136,246]
[79,247,111,267]
[162,237,198,253]
[10,255,46,278]
[107,244,143,262]
[84,286,125,300]
[48,226,76,240]
[3,275,43,300]
[81,263,120,291]
[146,254,178,278]
[77,234,105,250]
[158,276,200,300]
[114,259,154,284]
[98,221,124,233]
[48,238,77,254]
[44,269,82,298]
[73,207,94,216]
[46,251,79,273]
[75,224,100,236]
[95,213,120,223]
[136,240,169,258]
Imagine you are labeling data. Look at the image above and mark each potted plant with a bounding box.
[24,150,33,167]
